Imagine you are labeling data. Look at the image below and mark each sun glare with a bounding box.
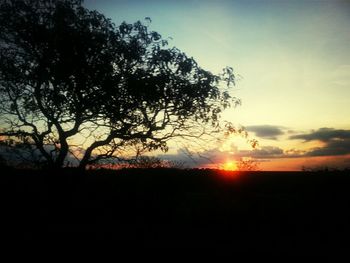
[223,161,236,171]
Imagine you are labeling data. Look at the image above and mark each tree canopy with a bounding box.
[0,0,239,169]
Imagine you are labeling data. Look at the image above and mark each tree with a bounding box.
[236,157,260,171]
[0,0,238,169]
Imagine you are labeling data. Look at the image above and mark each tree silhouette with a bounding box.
[236,157,260,171]
[0,0,238,169]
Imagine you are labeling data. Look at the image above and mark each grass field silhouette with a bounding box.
[2,167,350,254]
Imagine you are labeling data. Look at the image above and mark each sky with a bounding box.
[84,0,350,170]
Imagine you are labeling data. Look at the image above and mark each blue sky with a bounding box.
[84,0,350,170]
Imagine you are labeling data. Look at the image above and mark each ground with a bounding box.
[1,167,350,255]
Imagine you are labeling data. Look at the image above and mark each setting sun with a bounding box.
[223,161,236,171]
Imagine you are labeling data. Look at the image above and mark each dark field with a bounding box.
[1,168,350,253]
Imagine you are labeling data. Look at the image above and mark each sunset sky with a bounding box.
[84,0,350,170]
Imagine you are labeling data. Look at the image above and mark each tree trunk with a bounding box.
[78,149,92,170]
[78,132,117,169]
[53,138,69,169]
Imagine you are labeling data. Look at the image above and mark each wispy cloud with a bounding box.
[290,127,350,142]
[306,139,350,156]
[289,127,350,157]
[157,127,350,168]
[237,146,284,158]
[246,125,285,140]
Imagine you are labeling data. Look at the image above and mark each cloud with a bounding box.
[155,126,350,170]
[290,128,350,142]
[306,139,350,156]
[157,148,227,168]
[0,144,81,166]
[237,146,284,158]
[246,125,284,140]
[290,127,350,157]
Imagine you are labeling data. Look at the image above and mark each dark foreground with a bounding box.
[1,168,350,252]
